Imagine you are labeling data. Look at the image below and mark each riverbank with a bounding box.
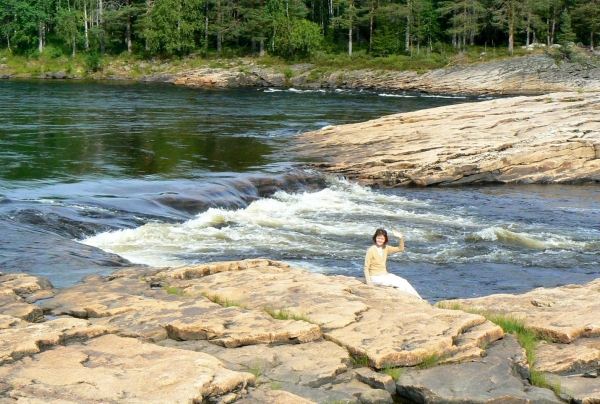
[293,91,600,187]
[3,49,600,95]
[1,260,598,403]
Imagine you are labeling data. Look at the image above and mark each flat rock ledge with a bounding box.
[1,264,598,403]
[293,91,600,187]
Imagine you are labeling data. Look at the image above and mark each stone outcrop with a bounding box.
[2,260,599,403]
[293,91,600,187]
[144,54,600,95]
[437,277,600,404]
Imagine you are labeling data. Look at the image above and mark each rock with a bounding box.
[0,273,53,298]
[0,74,9,80]
[358,389,393,404]
[354,367,396,395]
[52,70,67,79]
[396,335,562,403]
[159,338,351,389]
[534,337,600,374]
[0,334,255,403]
[157,261,503,368]
[293,91,600,186]
[556,374,600,404]
[0,316,116,365]
[0,289,43,323]
[236,388,317,403]
[437,278,600,344]
[43,267,321,345]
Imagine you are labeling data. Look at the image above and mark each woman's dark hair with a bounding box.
[372,228,388,245]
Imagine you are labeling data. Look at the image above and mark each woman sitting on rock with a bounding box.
[364,228,422,299]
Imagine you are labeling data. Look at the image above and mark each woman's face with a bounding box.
[375,234,386,246]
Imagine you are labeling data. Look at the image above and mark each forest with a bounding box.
[0,0,599,61]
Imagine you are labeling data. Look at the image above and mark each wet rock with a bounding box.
[0,334,255,403]
[294,91,600,187]
[396,335,562,403]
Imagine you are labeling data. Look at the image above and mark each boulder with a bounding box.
[293,91,600,186]
[52,70,67,79]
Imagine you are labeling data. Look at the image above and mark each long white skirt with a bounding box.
[371,273,421,298]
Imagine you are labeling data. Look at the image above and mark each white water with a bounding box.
[81,179,600,288]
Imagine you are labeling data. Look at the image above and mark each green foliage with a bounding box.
[270,381,282,390]
[85,53,103,73]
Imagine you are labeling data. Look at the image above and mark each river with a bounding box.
[1,79,598,303]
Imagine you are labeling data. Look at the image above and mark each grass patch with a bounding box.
[200,292,243,308]
[417,353,440,369]
[163,285,187,296]
[270,381,282,390]
[381,364,403,381]
[350,353,369,367]
[248,363,261,378]
[263,306,310,322]
[530,369,562,395]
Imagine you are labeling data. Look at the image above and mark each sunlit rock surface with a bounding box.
[1,260,597,403]
[0,334,255,403]
[293,91,600,187]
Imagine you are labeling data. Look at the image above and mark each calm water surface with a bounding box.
[1,80,598,302]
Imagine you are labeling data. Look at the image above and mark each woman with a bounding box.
[364,228,422,298]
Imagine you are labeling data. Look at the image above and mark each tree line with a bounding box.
[0,0,599,59]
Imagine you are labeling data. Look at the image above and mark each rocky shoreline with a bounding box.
[4,54,600,95]
[1,260,598,403]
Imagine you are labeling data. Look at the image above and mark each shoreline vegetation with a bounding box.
[1,44,599,91]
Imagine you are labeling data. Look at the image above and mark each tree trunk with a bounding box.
[100,0,105,54]
[38,22,43,52]
[526,14,530,47]
[72,36,76,57]
[405,3,410,52]
[204,0,209,49]
[348,26,352,56]
[84,3,89,50]
[508,20,514,53]
[592,31,595,51]
[127,14,132,53]
[217,0,222,52]
[259,38,265,56]
[551,10,556,45]
[369,7,373,52]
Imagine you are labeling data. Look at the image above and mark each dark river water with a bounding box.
[1,80,599,303]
